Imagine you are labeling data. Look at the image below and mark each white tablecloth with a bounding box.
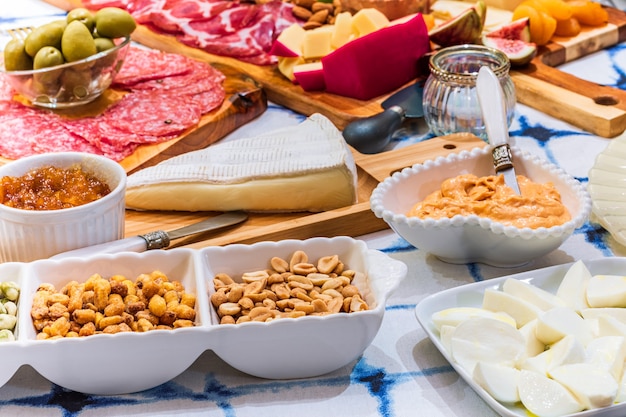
[1,2,626,415]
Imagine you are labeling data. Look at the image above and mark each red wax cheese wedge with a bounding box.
[321,14,430,100]
[293,62,326,91]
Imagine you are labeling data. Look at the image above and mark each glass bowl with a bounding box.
[1,36,130,108]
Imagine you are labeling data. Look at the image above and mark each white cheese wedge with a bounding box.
[535,306,593,346]
[439,324,456,353]
[518,369,584,417]
[549,363,618,409]
[450,317,526,374]
[482,288,542,327]
[595,314,626,338]
[519,319,546,358]
[586,335,626,382]
[502,278,566,311]
[125,114,358,212]
[520,334,585,376]
[431,306,516,331]
[586,274,626,308]
[473,362,521,403]
[581,307,626,324]
[617,367,626,403]
[556,260,591,312]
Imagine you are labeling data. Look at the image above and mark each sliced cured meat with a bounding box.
[112,47,195,87]
[124,56,224,91]
[0,102,102,159]
[105,0,299,65]
[105,89,203,137]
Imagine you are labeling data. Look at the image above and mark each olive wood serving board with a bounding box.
[123,133,485,249]
[44,0,626,137]
[0,62,267,174]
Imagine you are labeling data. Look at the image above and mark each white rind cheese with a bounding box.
[125,114,358,212]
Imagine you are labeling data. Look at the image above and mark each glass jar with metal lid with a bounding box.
[422,44,516,142]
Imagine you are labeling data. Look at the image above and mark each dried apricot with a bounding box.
[513,4,557,45]
[554,17,581,37]
[534,0,573,20]
[567,0,608,26]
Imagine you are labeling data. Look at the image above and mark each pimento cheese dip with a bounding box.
[407,174,570,229]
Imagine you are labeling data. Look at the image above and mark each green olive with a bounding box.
[94,37,115,53]
[33,46,64,69]
[3,38,33,71]
[95,7,136,38]
[24,22,64,57]
[61,68,93,98]
[61,20,97,62]
[66,8,96,32]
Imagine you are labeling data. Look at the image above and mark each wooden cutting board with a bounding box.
[43,0,626,137]
[122,132,486,249]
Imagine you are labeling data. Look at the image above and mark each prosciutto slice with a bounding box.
[82,0,299,65]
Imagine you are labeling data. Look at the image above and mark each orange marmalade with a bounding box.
[407,174,570,229]
[0,165,111,210]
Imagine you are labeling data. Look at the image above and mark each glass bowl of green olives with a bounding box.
[1,7,135,108]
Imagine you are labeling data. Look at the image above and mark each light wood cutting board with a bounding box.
[43,0,626,137]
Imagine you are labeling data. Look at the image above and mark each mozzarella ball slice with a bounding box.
[549,363,618,409]
[556,260,591,312]
[518,369,584,417]
[586,335,626,382]
[535,306,593,346]
[450,317,526,374]
[431,306,516,331]
[502,278,566,311]
[473,361,520,403]
[586,274,626,308]
[482,288,541,327]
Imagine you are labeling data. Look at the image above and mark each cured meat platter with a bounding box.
[44,0,626,137]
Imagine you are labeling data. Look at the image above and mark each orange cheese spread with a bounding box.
[407,174,571,229]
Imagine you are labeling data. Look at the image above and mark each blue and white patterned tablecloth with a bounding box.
[1,1,626,416]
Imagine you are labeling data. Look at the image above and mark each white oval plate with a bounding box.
[415,257,626,417]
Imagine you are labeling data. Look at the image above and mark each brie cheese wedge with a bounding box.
[125,114,358,212]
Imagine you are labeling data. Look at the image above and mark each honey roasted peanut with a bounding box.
[211,251,369,324]
[31,270,196,339]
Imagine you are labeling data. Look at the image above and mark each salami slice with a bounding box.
[112,47,195,88]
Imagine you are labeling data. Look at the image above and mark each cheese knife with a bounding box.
[476,66,521,195]
[342,80,424,154]
[51,211,248,260]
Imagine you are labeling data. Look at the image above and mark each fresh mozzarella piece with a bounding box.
[586,274,626,308]
[518,369,584,417]
[586,336,626,382]
[519,335,585,376]
[450,317,526,374]
[535,307,593,346]
[519,319,547,358]
[596,314,626,338]
[549,363,618,409]
[556,260,591,312]
[581,307,626,324]
[617,367,626,403]
[546,334,586,370]
[473,362,521,403]
[482,288,541,327]
[431,306,516,331]
[502,278,566,311]
[439,324,456,353]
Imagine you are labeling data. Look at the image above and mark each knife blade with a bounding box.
[476,66,521,195]
[342,80,424,154]
[51,211,248,260]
